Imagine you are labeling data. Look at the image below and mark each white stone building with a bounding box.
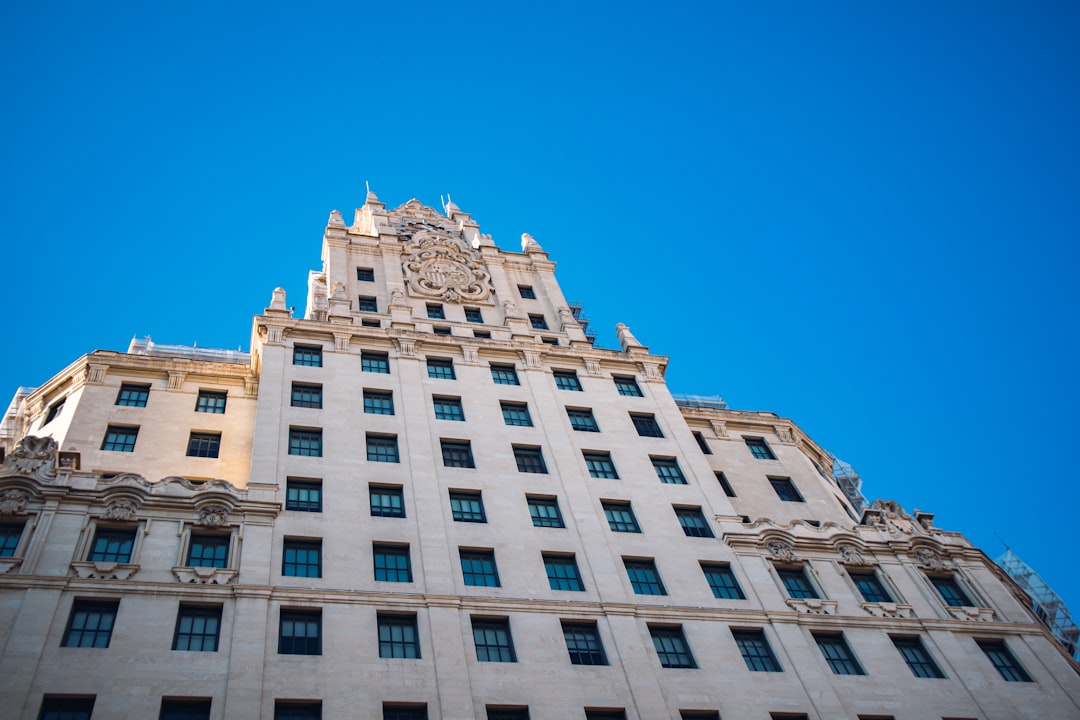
[1,194,1078,720]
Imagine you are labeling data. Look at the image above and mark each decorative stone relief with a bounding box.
[333,334,350,352]
[86,364,108,385]
[197,504,230,528]
[102,499,138,522]
[913,546,950,572]
[521,232,543,252]
[584,359,602,376]
[389,199,462,237]
[244,379,259,397]
[0,489,31,516]
[766,539,797,564]
[640,363,662,381]
[710,420,729,438]
[0,558,22,574]
[947,606,996,621]
[862,602,915,619]
[390,288,408,307]
[71,561,140,580]
[786,598,838,615]
[557,306,578,326]
[866,499,929,537]
[2,436,57,482]
[168,372,186,391]
[401,231,493,303]
[774,425,796,444]
[502,300,524,320]
[173,566,238,585]
[394,338,416,357]
[520,350,543,369]
[461,345,480,365]
[837,544,871,566]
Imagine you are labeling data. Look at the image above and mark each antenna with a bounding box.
[365,180,371,194]
[993,532,1010,551]
[440,194,447,213]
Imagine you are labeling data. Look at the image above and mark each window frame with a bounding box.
[460,548,501,587]
[513,445,548,474]
[650,625,697,668]
[288,427,323,457]
[449,491,486,523]
[363,389,394,415]
[891,636,945,679]
[378,612,421,659]
[744,437,776,460]
[357,295,378,313]
[566,407,600,432]
[674,506,714,538]
[500,401,533,427]
[282,538,322,578]
[278,608,322,655]
[849,570,894,603]
[603,501,641,533]
[291,383,323,409]
[517,284,536,299]
[528,313,548,330]
[630,413,664,438]
[543,553,585,591]
[732,628,783,672]
[432,396,465,421]
[441,439,476,468]
[562,621,607,665]
[701,562,746,600]
[172,603,223,652]
[613,375,642,397]
[370,485,405,518]
[160,698,213,720]
[813,632,865,675]
[88,527,136,563]
[39,697,96,720]
[471,616,516,662]
[101,424,139,452]
[361,351,391,374]
[624,558,667,596]
[186,532,231,569]
[426,303,445,320]
[715,471,736,497]
[553,370,583,391]
[293,345,323,367]
[426,357,456,380]
[195,389,227,414]
[769,477,804,502]
[651,456,687,485]
[464,307,484,323]
[527,496,565,528]
[373,543,413,582]
[0,521,25,557]
[62,599,120,648]
[583,451,619,479]
[116,383,151,407]
[976,639,1033,682]
[357,266,375,281]
[777,566,820,599]
[186,431,222,459]
[366,433,400,463]
[490,364,520,385]
[930,575,975,607]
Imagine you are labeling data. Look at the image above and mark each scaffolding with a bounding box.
[127,336,249,364]
[830,455,868,511]
[672,394,728,410]
[996,548,1079,660]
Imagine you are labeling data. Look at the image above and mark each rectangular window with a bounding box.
[513,446,548,473]
[293,346,322,367]
[715,472,736,497]
[674,506,714,537]
[745,437,776,460]
[186,432,221,458]
[769,477,804,502]
[383,705,426,720]
[583,451,619,479]
[433,396,465,421]
[528,314,548,330]
[501,401,533,426]
[40,698,96,720]
[778,567,820,599]
[362,351,390,374]
[116,383,150,407]
[378,613,420,659]
[89,528,135,563]
[460,549,500,587]
[426,357,456,379]
[977,639,1032,681]
[563,621,607,665]
[101,425,139,452]
[62,599,119,647]
[585,712,626,720]
[358,296,378,312]
[172,604,222,652]
[814,633,864,675]
[450,491,486,522]
[433,326,451,336]
[373,544,412,582]
[527,496,565,528]
[367,434,400,463]
[279,609,321,655]
[543,554,584,591]
[370,485,405,518]
[473,329,491,339]
[631,413,664,437]
[472,617,516,662]
[624,558,666,595]
[362,318,381,328]
[603,501,641,533]
[188,534,229,568]
[195,390,227,414]
[357,267,375,281]
[426,303,445,319]
[650,625,697,668]
[363,389,394,415]
[276,702,322,720]
[679,713,720,720]
[553,370,582,391]
[43,398,65,425]
[283,539,321,578]
[931,576,974,607]
[289,428,322,457]
[652,456,687,484]
[732,629,782,671]
[692,431,712,454]
[701,563,746,599]
[490,364,520,385]
[566,407,599,432]
[891,636,945,678]
[487,709,529,720]
[850,571,893,603]
[0,522,23,557]
[441,439,475,468]
[613,375,642,397]
[160,698,212,720]
[465,307,483,323]
[291,383,323,408]
[517,285,536,299]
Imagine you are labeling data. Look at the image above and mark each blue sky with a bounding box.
[2,2,1078,616]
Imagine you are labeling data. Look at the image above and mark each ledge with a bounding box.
[786,598,838,615]
[947,605,996,621]
[70,561,140,580]
[862,602,915,619]
[172,566,238,585]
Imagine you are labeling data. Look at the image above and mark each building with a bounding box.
[1,193,1078,720]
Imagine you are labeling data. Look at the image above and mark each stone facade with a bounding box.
[1,195,1078,719]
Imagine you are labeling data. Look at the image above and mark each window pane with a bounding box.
[528,497,565,528]
[461,550,500,587]
[370,486,405,518]
[195,390,227,414]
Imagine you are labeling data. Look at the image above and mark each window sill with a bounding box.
[173,566,237,585]
[71,560,139,580]
[861,601,914,619]
[946,605,996,621]
[786,598,838,615]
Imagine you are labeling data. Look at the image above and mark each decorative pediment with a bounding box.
[71,561,140,580]
[1,435,58,482]
[786,598,837,615]
[172,566,237,585]
[389,199,461,237]
[862,498,932,537]
[862,602,915,619]
[402,231,493,303]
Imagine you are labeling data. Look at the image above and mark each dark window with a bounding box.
[286,479,322,512]
[566,407,599,432]
[977,639,1032,681]
[490,364,520,385]
[426,303,445,319]
[472,617,516,662]
[172,604,222,652]
[370,486,405,518]
[563,622,607,665]
[473,330,491,339]
[624,558,666,595]
[441,440,475,468]
[692,431,712,454]
[732,629,782,671]
[584,712,626,720]
[357,267,374,281]
[116,383,150,407]
[931,576,973,607]
[378,613,420,659]
[652,456,687,484]
[778,567,819,599]
[275,702,321,720]
[891,636,945,678]
[367,434,399,463]
[363,389,394,415]
[373,544,412,582]
[62,600,119,647]
[850,571,893,603]
[39,697,96,720]
[769,477,804,502]
[293,346,322,367]
[188,534,229,568]
[744,437,776,460]
[383,705,426,720]
[186,432,221,458]
[160,698,212,720]
[291,383,323,408]
[460,549,500,587]
[528,314,548,330]
[89,528,135,563]
[814,633,864,675]
[0,523,23,557]
[427,358,456,379]
[433,396,465,421]
[675,507,714,537]
[358,296,378,312]
[101,425,138,452]
[553,370,582,391]
[650,625,697,668]
[289,428,322,457]
[603,501,640,533]
[715,472,736,497]
[679,713,720,720]
[450,491,486,522]
[701,563,746,599]
[631,413,663,437]
[43,398,65,425]
[513,446,548,473]
[279,609,321,655]
[465,307,483,323]
[362,351,390,374]
[543,554,584,591]
[283,539,321,577]
[433,326,451,336]
[517,285,536,299]
[527,496,565,528]
[487,708,529,720]
[362,318,381,328]
[613,375,642,397]
[583,451,619,479]
[501,401,533,426]
[195,390,227,414]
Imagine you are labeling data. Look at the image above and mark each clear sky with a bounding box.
[2,2,1078,616]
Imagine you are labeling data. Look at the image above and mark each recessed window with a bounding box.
[62,599,119,647]
[651,456,687,485]
[674,506,714,537]
[101,425,139,452]
[427,357,456,380]
[527,496,564,528]
[279,609,321,655]
[433,396,465,421]
[383,704,426,720]
[692,431,711,454]
[187,534,229,568]
[460,549,500,587]
[160,699,212,720]
[486,709,528,720]
[367,434,400,463]
[650,625,697,668]
[562,621,607,665]
[276,701,322,720]
[283,539,321,578]
[370,485,405,518]
[362,351,390,374]
[930,575,974,607]
[513,445,548,473]
[450,491,486,522]
[39,698,96,720]
[631,413,663,437]
[291,383,323,408]
[289,428,322,457]
[362,318,381,328]
[43,398,65,425]
[769,477,804,502]
[529,314,548,330]
[744,437,776,460]
[357,267,375,281]
[585,711,626,720]
[850,571,893,603]
[116,383,150,407]
[500,401,533,426]
[195,390,227,414]
[715,472,736,497]
[732,629,782,671]
[543,553,584,591]
[624,558,666,595]
[701,563,746,599]
[187,432,222,458]
[426,303,445,319]
[541,336,558,346]
[473,330,491,339]
[378,613,421,659]
[680,712,720,720]
[613,375,642,397]
[173,604,222,652]
[465,307,484,323]
[358,296,378,313]
[778,567,820,599]
[566,407,599,432]
[517,285,536,299]
[490,364,520,385]
[373,544,412,582]
[433,326,451,336]
[0,523,24,557]
[89,528,135,563]
[814,633,864,675]
[293,345,322,367]
[286,479,322,512]
[441,440,475,468]
[603,501,641,533]
[583,451,619,479]
[472,617,516,662]
[553,370,582,391]
[891,636,945,678]
[363,389,394,415]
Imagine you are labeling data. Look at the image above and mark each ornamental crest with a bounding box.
[103,499,138,522]
[2,435,58,482]
[197,504,230,528]
[402,231,492,303]
[766,539,797,564]
[0,489,30,516]
[389,199,461,237]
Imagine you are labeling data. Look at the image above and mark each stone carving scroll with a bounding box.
[766,539,797,564]
[0,489,31,516]
[402,231,493,303]
[2,436,57,482]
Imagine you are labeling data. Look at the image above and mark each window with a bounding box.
[528,314,548,330]
[0,523,23,557]
[291,383,323,408]
[744,437,776,460]
[363,389,394,415]
[585,712,626,720]
[562,621,607,665]
[692,431,712,454]
[527,496,564,528]
[293,345,322,367]
[450,491,486,522]
[732,629,782,671]
[358,296,378,312]
[465,307,483,323]
[367,434,399,463]
[39,698,96,720]
[850,571,894,603]
[383,705,426,720]
[613,375,642,397]
[460,549,500,587]
[814,633,864,675]
[362,318,381,328]
[603,501,641,533]
[433,396,465,421]
[583,451,619,479]
[279,609,321,655]
[472,617,516,662]
[89,528,135,563]
[553,370,582,391]
[441,440,475,468]
[631,413,663,437]
[373,544,412,582]
[433,326,451,336]
[173,604,222,651]
[187,534,229,568]
[650,625,697,668]
[977,639,1032,681]
[517,284,536,299]
[43,398,65,425]
[362,351,390,374]
[186,432,221,458]
[101,425,138,452]
[473,329,491,339]
[426,303,445,319]
[370,485,405,518]
[378,613,420,659]
[891,636,945,678]
[501,401,532,426]
[715,472,736,497]
[116,383,150,407]
[426,357,456,379]
[160,699,212,720]
[285,479,322,512]
[543,554,584,591]
[701,563,746,599]
[276,702,321,720]
[931,576,973,607]
[357,266,374,281]
[778,567,819,599]
[652,456,687,484]
[680,713,719,720]
[195,390,227,414]
[675,506,714,537]
[487,708,529,720]
[769,477,804,502]
[289,428,322,457]
[283,539,321,578]
[566,407,599,432]
[624,558,666,595]
[513,446,548,473]
[62,600,119,647]
[490,364,520,385]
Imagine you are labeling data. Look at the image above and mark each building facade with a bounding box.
[1,194,1078,720]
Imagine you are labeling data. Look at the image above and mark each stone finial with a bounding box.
[616,323,645,352]
[270,287,287,310]
[327,210,345,227]
[521,233,543,252]
[445,198,461,215]
[365,188,383,207]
